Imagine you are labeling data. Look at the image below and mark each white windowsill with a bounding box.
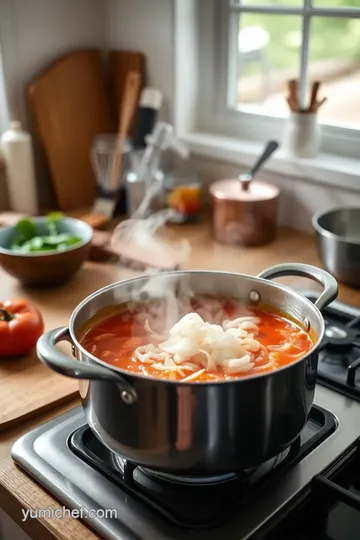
[182,132,360,191]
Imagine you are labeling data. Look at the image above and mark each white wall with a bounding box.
[0,0,175,127]
[105,0,175,122]
[0,0,175,209]
[0,0,107,208]
[0,0,106,126]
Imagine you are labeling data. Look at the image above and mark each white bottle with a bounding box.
[0,121,38,214]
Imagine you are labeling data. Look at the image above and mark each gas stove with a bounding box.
[317,298,360,400]
[11,292,360,540]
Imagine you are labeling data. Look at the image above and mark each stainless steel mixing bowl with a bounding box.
[312,207,360,288]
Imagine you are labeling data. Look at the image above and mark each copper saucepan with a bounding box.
[209,141,280,246]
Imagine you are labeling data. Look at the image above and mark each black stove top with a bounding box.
[265,437,360,540]
[64,292,360,532]
[69,405,337,529]
[307,293,360,401]
[11,292,360,540]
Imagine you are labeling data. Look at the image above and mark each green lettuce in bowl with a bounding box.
[9,212,82,253]
[0,213,93,287]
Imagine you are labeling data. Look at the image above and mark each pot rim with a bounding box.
[312,206,360,247]
[69,270,325,386]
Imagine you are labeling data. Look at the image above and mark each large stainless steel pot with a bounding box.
[37,263,337,474]
[313,207,360,288]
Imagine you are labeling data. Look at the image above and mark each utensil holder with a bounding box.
[283,112,320,159]
[125,149,165,216]
[91,134,132,215]
[91,134,132,190]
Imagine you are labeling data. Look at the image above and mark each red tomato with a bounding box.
[0,299,44,356]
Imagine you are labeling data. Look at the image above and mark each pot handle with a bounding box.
[36,327,137,404]
[257,263,338,311]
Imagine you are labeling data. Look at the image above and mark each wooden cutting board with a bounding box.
[109,50,146,135]
[0,226,80,431]
[27,49,115,211]
[0,348,78,432]
[28,49,146,212]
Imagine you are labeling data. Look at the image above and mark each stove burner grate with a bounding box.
[68,405,336,529]
[139,468,238,486]
[306,294,360,401]
[323,323,359,347]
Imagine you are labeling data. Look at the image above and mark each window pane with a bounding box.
[235,14,302,116]
[309,17,360,127]
[313,0,359,7]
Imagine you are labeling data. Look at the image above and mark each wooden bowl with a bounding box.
[0,217,93,287]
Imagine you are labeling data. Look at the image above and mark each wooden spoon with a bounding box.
[309,81,321,112]
[110,71,142,191]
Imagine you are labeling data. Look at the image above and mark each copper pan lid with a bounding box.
[209,178,280,202]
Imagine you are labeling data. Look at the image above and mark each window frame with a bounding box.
[199,0,360,159]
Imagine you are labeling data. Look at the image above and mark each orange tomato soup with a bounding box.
[80,296,314,383]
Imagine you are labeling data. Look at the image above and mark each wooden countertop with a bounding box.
[0,222,358,540]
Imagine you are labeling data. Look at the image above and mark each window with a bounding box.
[197,0,360,158]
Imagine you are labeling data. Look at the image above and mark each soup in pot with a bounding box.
[79,296,314,383]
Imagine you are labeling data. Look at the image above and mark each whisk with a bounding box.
[90,135,131,193]
[82,71,141,228]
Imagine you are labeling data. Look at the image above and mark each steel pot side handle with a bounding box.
[257,263,338,311]
[36,327,137,404]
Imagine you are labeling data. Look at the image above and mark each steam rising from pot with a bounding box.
[109,119,195,329]
[111,206,192,331]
